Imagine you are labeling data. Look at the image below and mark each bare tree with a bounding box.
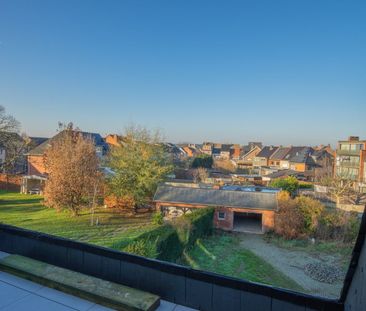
[0,106,20,135]
[192,167,208,183]
[44,125,101,216]
[320,176,356,204]
[0,106,28,175]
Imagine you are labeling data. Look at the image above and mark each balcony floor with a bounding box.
[0,251,195,311]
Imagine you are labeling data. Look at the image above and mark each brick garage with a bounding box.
[154,185,278,233]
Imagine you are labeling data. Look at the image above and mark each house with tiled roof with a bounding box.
[268,147,291,168]
[22,130,108,195]
[253,146,279,167]
[236,145,262,168]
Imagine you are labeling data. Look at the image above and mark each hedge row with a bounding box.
[122,208,214,262]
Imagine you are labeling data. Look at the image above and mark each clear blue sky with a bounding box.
[1,0,365,146]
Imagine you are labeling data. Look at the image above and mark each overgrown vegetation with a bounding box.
[191,154,213,168]
[274,191,360,243]
[122,208,214,261]
[183,232,303,291]
[270,176,299,196]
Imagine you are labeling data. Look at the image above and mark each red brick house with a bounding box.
[153,185,278,233]
[22,131,108,194]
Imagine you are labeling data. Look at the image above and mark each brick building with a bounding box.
[335,136,366,192]
[22,130,108,194]
[153,185,278,233]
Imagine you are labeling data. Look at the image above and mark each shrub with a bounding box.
[316,210,360,243]
[295,196,324,235]
[152,211,164,225]
[191,154,213,168]
[122,208,214,262]
[270,176,299,196]
[124,238,159,258]
[274,192,304,239]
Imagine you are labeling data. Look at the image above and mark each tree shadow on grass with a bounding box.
[0,198,43,205]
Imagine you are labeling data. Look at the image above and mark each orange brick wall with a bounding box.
[290,162,306,172]
[213,207,275,232]
[0,174,22,191]
[105,134,120,147]
[28,155,47,176]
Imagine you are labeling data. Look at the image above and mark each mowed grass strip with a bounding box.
[183,232,304,292]
[0,191,157,249]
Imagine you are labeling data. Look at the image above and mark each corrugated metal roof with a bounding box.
[153,185,278,210]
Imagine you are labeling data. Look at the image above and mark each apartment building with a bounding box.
[335,136,366,192]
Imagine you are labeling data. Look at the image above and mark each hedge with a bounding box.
[122,208,214,262]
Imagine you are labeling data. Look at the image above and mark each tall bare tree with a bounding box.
[0,106,28,175]
[44,125,101,216]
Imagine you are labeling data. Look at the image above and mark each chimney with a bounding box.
[349,136,359,141]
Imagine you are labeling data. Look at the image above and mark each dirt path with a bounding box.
[238,233,345,298]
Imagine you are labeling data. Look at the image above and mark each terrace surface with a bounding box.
[0,251,195,311]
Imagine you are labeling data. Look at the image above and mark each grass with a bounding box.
[264,232,355,270]
[182,231,303,292]
[264,233,354,258]
[0,191,157,249]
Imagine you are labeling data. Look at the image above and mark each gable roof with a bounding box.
[287,147,313,163]
[153,185,278,210]
[27,131,108,155]
[270,147,291,160]
[240,145,261,158]
[282,146,307,161]
[255,146,279,158]
[29,137,48,147]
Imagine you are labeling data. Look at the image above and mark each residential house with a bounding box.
[105,134,122,147]
[288,147,315,172]
[279,146,308,170]
[219,144,232,159]
[335,136,366,192]
[309,147,335,181]
[201,142,213,156]
[236,145,262,168]
[24,131,108,192]
[253,146,279,167]
[268,147,291,168]
[212,143,222,158]
[181,145,198,157]
[230,144,241,160]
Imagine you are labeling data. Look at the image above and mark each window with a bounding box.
[350,144,362,151]
[340,144,350,151]
[218,212,225,220]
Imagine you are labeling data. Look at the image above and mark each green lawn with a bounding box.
[182,232,303,292]
[0,191,157,249]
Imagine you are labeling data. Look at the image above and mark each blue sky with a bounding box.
[1,1,365,146]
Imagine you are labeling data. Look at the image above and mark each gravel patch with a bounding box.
[304,263,343,284]
[238,233,346,298]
